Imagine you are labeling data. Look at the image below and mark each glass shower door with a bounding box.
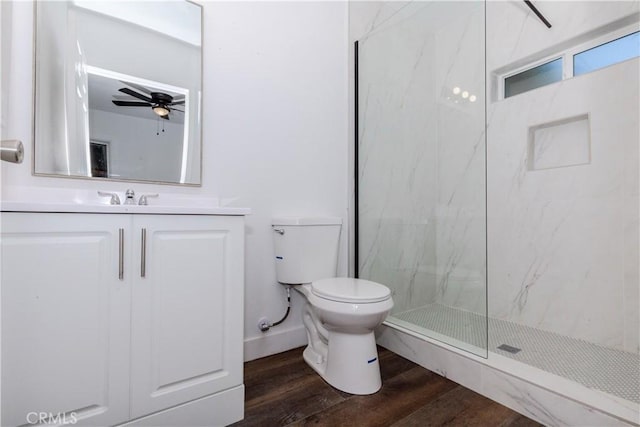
[356,1,487,357]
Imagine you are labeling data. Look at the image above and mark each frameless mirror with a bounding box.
[34,0,202,185]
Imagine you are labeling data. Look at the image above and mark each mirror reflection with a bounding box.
[34,0,202,185]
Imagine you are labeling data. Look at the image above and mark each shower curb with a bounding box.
[376,324,639,426]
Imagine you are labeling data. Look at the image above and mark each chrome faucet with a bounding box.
[98,191,121,205]
[98,189,157,206]
[138,193,159,205]
[124,189,136,205]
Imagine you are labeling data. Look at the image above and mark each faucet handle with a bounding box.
[98,191,121,205]
[124,189,136,205]
[138,194,159,206]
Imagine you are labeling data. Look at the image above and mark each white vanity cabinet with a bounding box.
[1,213,131,427]
[128,215,244,420]
[1,212,245,427]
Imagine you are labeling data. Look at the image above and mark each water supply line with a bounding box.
[258,286,291,332]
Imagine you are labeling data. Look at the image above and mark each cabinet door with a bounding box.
[130,215,244,418]
[1,213,131,427]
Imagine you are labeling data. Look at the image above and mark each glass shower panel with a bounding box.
[357,1,487,357]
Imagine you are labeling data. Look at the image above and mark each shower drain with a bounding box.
[497,344,522,354]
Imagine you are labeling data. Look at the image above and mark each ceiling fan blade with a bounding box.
[121,81,152,95]
[112,95,140,101]
[172,95,185,101]
[119,87,153,102]
[169,100,185,106]
[171,108,184,112]
[112,100,152,107]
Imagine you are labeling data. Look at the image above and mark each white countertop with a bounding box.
[0,187,251,215]
[1,201,250,215]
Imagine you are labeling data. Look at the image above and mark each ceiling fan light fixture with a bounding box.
[153,104,170,117]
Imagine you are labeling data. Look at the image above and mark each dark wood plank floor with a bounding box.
[232,346,542,427]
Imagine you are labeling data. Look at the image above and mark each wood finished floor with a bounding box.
[232,346,542,427]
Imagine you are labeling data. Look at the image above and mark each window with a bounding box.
[504,58,563,98]
[574,31,640,76]
[500,25,639,100]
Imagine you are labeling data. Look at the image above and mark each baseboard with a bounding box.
[244,325,307,362]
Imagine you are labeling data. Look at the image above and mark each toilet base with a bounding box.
[303,329,382,395]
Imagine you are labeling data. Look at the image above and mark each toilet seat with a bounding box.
[311,278,391,304]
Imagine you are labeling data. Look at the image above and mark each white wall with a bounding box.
[204,1,349,360]
[1,1,349,362]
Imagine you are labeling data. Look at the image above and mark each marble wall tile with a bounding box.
[487,52,639,348]
[623,72,639,353]
[486,1,639,352]
[433,7,487,315]
[480,367,636,426]
[355,1,488,318]
[348,1,412,43]
[624,194,639,354]
[356,1,638,422]
[355,0,639,353]
[486,1,640,74]
[356,3,441,314]
[377,325,485,394]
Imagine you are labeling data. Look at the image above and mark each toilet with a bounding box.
[272,217,393,395]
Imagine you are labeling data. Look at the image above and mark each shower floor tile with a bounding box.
[392,303,640,404]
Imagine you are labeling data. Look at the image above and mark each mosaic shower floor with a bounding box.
[392,303,640,404]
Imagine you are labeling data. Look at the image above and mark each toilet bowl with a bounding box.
[272,217,393,395]
[297,278,393,394]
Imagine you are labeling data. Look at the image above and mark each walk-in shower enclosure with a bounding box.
[356,1,488,356]
[355,0,639,423]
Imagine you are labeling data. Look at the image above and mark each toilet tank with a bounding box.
[272,217,342,284]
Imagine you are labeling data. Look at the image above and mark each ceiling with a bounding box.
[72,0,201,47]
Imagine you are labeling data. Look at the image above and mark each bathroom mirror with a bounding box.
[33,0,202,185]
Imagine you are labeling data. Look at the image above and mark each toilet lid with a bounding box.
[311,278,391,303]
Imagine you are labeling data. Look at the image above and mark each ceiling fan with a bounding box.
[112,83,185,120]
